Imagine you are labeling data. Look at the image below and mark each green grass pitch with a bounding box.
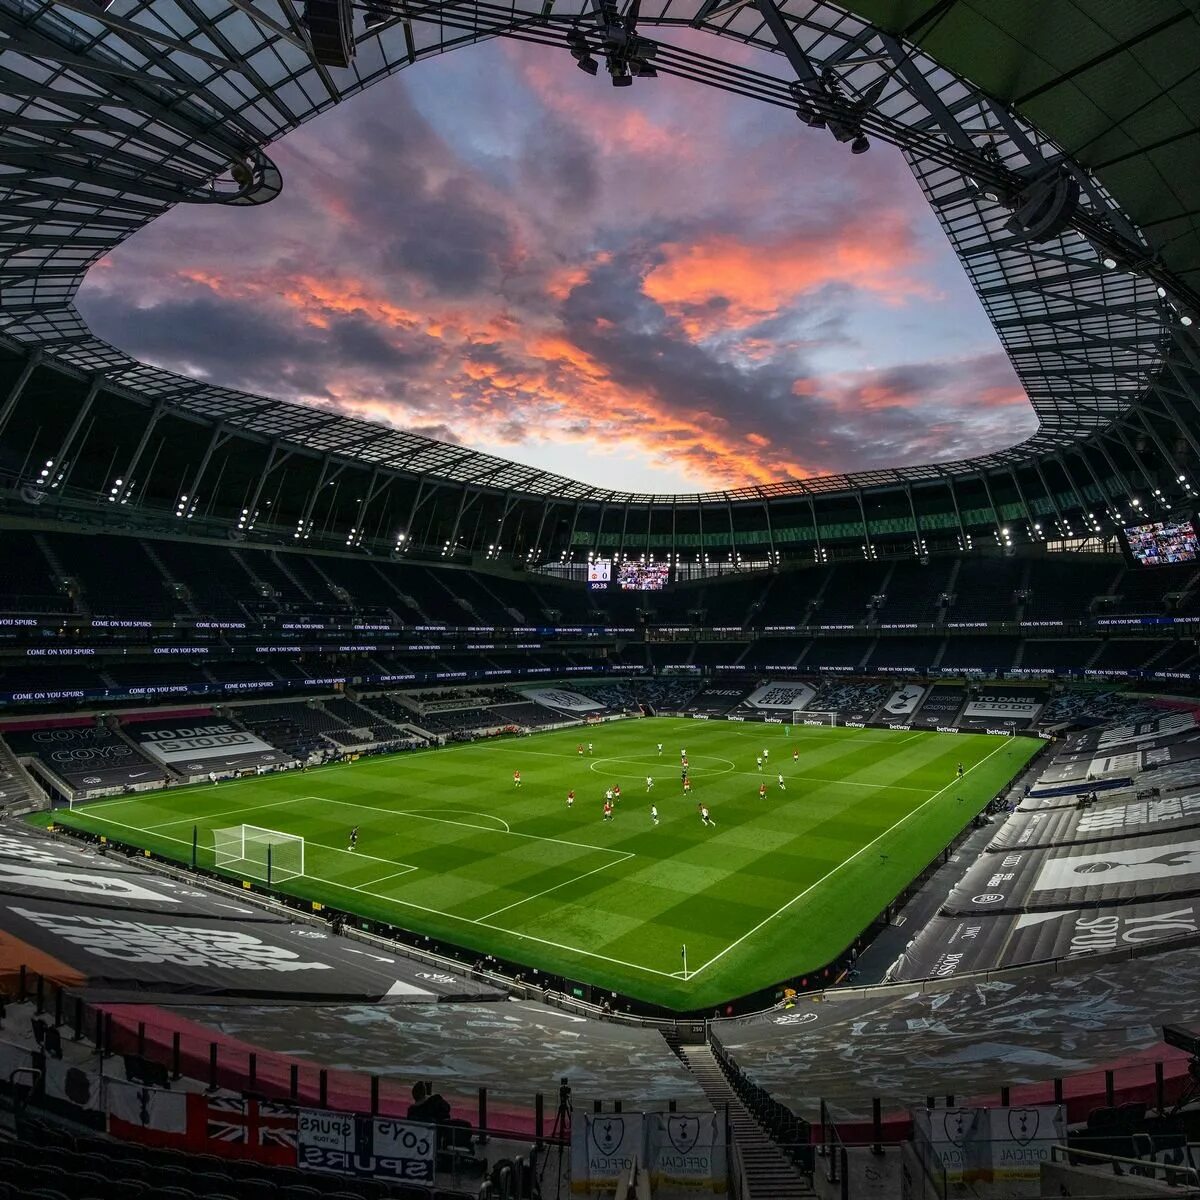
[42,717,1038,1010]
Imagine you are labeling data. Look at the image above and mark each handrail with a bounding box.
[1051,1142,1200,1188]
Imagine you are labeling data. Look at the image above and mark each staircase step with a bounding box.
[670,1040,814,1198]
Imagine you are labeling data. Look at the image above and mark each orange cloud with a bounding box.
[643,214,929,338]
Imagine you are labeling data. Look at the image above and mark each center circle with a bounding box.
[587,754,735,778]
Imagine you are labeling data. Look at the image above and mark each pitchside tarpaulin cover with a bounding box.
[688,684,752,714]
[911,685,965,728]
[881,683,927,718]
[0,892,452,999]
[959,690,1045,729]
[5,726,167,788]
[296,1110,435,1182]
[1062,710,1199,756]
[517,686,604,713]
[1037,728,1200,785]
[743,681,816,710]
[913,1105,1066,1183]
[989,793,1200,852]
[944,831,1200,915]
[0,826,216,912]
[889,898,1200,982]
[131,720,281,771]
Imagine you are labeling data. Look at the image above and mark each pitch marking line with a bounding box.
[681,737,1015,980]
[405,808,511,833]
[589,754,735,778]
[358,866,420,889]
[476,850,636,922]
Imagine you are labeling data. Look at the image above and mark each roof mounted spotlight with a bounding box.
[794,71,885,154]
[566,28,599,75]
[364,3,390,30]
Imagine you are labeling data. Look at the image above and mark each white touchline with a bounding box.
[682,737,1016,980]
[477,851,636,921]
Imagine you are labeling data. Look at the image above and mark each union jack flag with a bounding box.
[206,1097,297,1149]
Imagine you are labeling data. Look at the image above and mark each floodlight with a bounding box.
[850,135,869,155]
[576,55,599,75]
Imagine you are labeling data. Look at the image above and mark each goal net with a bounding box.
[793,710,837,727]
[212,825,305,884]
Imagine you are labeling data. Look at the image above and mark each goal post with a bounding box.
[793,710,837,728]
[212,825,305,885]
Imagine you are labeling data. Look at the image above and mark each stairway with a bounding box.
[32,532,87,615]
[676,1044,814,1198]
[141,539,198,616]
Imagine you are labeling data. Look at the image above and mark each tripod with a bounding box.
[536,1078,572,1200]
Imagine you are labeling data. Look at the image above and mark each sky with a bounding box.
[76,36,1037,495]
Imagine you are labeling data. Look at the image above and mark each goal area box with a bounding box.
[212,825,305,884]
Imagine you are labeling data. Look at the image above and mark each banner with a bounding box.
[133,721,278,769]
[891,898,1200,982]
[744,682,815,711]
[6,727,165,788]
[108,1080,188,1135]
[297,1107,359,1173]
[109,1092,294,1165]
[370,1117,436,1183]
[297,1109,434,1182]
[944,831,1200,914]
[571,1112,645,1193]
[911,686,964,728]
[960,692,1044,728]
[518,686,604,713]
[883,684,926,717]
[991,793,1200,852]
[913,1105,1065,1183]
[646,1111,727,1193]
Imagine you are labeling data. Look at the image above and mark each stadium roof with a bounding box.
[0,0,1196,505]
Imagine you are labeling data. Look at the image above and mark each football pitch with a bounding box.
[43,717,1038,1009]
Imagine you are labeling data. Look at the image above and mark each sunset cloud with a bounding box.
[75,40,1030,492]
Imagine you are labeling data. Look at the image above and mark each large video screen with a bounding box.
[618,561,670,591]
[1124,518,1199,566]
[587,559,611,590]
